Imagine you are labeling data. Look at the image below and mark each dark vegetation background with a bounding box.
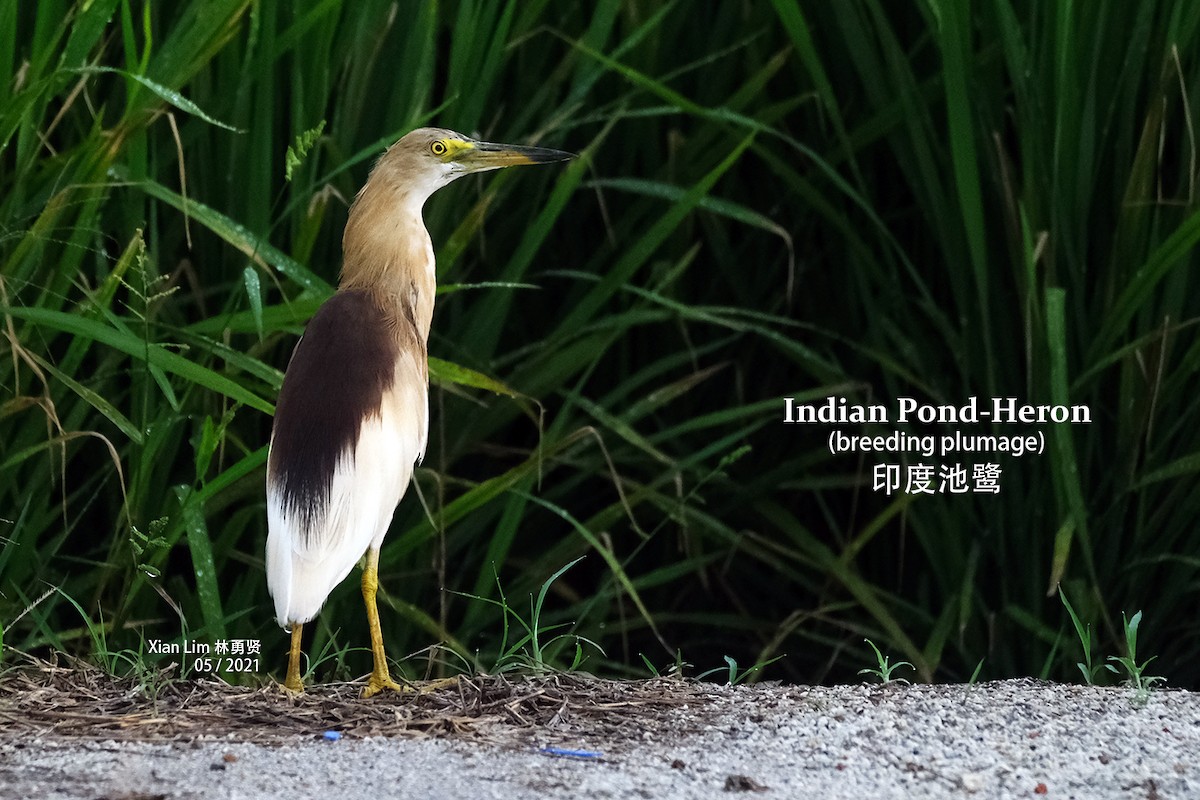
[1,1,1198,689]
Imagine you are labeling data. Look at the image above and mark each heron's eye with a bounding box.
[430,141,448,156]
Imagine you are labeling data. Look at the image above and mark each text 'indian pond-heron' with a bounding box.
[265,127,574,695]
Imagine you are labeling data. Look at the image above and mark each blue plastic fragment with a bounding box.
[322,730,342,741]
[539,746,602,759]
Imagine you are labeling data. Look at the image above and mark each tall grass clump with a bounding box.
[1,1,1197,689]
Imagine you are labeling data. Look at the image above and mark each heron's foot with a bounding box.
[362,673,460,698]
[362,672,406,698]
[282,675,304,694]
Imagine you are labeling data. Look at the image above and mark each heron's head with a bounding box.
[369,127,575,203]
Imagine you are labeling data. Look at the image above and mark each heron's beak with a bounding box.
[455,140,576,172]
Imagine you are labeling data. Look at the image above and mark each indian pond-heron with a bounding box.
[265,127,574,695]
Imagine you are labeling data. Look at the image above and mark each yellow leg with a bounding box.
[284,623,304,693]
[362,547,404,697]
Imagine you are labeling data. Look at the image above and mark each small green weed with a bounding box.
[859,638,914,685]
[1106,611,1166,707]
[641,649,782,685]
[695,654,785,686]
[1059,588,1165,705]
[1059,587,1105,685]
[960,657,986,704]
[640,650,692,679]
[455,558,604,675]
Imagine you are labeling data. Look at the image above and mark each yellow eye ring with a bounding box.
[430,141,448,156]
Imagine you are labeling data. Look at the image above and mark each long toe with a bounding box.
[362,674,406,698]
[361,674,461,697]
[413,676,459,693]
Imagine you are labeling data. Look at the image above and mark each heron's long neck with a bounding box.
[339,184,436,342]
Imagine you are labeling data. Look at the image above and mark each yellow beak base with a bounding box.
[455,141,576,171]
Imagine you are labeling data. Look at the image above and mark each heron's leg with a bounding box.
[284,623,304,692]
[362,546,404,697]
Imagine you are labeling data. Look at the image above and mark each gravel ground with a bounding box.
[1,679,1196,799]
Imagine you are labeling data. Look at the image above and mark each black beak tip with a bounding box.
[536,148,577,163]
